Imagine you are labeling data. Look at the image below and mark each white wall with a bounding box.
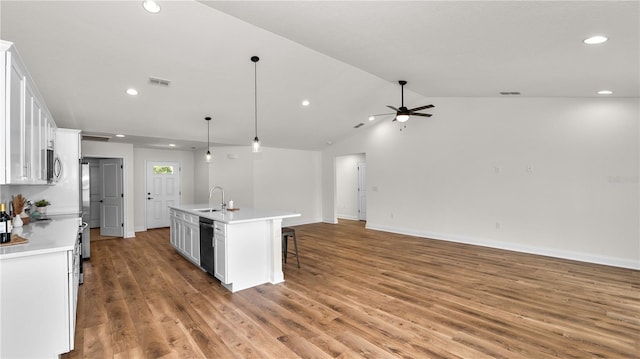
[253,147,322,226]
[194,146,323,226]
[336,153,365,220]
[133,148,195,232]
[193,149,210,201]
[206,146,255,209]
[322,97,639,269]
[81,141,136,238]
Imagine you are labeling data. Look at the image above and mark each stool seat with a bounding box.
[282,227,300,268]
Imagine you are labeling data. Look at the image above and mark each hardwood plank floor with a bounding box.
[63,220,639,358]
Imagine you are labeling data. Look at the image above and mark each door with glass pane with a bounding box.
[146,161,180,229]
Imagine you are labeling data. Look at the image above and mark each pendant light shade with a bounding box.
[205,116,212,162]
[251,56,261,153]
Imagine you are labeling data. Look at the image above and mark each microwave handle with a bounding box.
[53,157,63,179]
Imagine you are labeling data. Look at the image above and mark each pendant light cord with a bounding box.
[254,59,258,138]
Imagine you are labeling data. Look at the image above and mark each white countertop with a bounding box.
[170,204,300,224]
[0,217,81,260]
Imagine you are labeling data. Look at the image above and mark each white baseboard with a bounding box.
[125,231,136,239]
[322,217,338,224]
[366,224,640,270]
[134,226,147,233]
[284,217,323,227]
[337,214,359,220]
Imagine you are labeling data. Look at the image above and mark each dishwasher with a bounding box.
[199,217,215,275]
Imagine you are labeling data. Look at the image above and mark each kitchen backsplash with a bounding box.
[0,184,59,215]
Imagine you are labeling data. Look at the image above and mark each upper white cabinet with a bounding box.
[1,40,57,185]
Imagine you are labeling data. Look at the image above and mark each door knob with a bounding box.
[99,200,104,203]
[147,197,154,200]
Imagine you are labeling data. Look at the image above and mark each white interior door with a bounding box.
[99,158,124,237]
[358,162,366,221]
[146,161,180,229]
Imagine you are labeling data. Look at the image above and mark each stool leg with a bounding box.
[292,232,300,268]
[282,234,288,265]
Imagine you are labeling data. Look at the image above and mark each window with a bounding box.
[153,165,174,174]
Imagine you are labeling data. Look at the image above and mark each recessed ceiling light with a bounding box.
[368,116,375,121]
[126,88,138,96]
[584,35,608,45]
[115,134,126,138]
[169,143,176,147]
[597,90,613,95]
[302,100,310,106]
[142,0,160,13]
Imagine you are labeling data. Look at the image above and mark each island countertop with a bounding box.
[0,217,81,260]
[169,204,300,224]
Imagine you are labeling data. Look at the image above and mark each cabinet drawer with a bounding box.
[213,222,226,236]
[187,214,199,224]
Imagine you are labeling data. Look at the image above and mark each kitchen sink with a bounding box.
[196,208,219,213]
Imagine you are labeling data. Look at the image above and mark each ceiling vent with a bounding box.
[354,123,365,129]
[149,77,171,86]
[82,135,111,142]
[500,91,521,95]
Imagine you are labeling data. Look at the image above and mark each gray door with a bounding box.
[99,158,124,237]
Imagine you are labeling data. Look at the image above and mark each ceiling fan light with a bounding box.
[396,114,410,122]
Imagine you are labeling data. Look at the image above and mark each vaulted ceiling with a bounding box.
[1,1,637,151]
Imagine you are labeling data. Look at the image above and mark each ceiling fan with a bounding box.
[377,80,435,122]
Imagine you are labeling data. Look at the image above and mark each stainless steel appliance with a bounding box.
[199,217,214,275]
[81,162,91,259]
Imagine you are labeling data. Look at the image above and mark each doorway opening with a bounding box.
[83,156,125,238]
[335,153,366,222]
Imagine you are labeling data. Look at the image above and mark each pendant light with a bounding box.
[205,116,212,162]
[251,56,261,153]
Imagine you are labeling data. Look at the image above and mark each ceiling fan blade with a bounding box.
[409,104,435,112]
[387,105,399,112]
[411,113,433,117]
[371,112,395,117]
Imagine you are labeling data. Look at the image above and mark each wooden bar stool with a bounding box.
[281,227,300,268]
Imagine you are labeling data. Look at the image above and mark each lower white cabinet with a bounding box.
[169,209,200,265]
[213,221,227,283]
[0,231,80,358]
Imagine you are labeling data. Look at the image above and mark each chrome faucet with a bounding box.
[208,186,226,211]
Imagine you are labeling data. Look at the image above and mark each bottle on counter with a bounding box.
[0,203,12,243]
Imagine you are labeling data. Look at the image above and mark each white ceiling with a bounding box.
[1,1,637,151]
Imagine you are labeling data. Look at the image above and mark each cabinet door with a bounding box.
[8,59,25,182]
[169,214,178,247]
[24,87,34,181]
[214,235,227,283]
[184,225,193,256]
[191,223,200,263]
[178,220,186,253]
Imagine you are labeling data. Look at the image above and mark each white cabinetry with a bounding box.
[0,227,80,357]
[169,208,200,265]
[213,221,227,283]
[1,40,56,185]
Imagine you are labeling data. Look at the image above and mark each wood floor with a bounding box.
[63,220,639,358]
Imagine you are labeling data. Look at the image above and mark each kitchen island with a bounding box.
[169,204,300,293]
